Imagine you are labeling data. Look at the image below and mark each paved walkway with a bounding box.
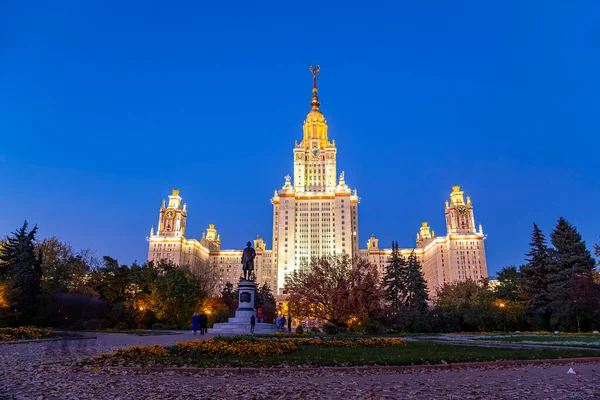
[1,332,599,399]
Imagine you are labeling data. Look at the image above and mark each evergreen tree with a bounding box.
[403,251,429,312]
[520,223,551,326]
[383,241,406,317]
[220,282,237,312]
[547,217,596,330]
[0,221,43,323]
[255,282,276,309]
[495,266,522,302]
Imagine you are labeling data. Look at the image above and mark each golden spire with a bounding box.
[302,65,329,148]
[309,65,321,110]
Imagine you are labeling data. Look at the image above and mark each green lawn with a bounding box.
[114,341,600,368]
[474,335,600,347]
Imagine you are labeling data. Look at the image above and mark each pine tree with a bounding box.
[255,282,276,309]
[0,221,43,323]
[403,251,429,312]
[520,223,551,324]
[383,242,406,318]
[547,217,596,330]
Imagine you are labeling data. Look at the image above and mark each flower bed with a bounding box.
[0,327,52,341]
[90,336,407,365]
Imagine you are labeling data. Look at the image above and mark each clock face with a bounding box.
[311,148,320,158]
[456,205,468,216]
[165,209,176,220]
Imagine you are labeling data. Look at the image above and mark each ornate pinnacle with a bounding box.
[309,65,321,110]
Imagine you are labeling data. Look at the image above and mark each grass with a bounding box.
[49,328,177,336]
[474,335,600,347]
[101,341,600,368]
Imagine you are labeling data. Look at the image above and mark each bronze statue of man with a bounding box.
[241,241,256,280]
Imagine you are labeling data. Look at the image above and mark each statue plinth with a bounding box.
[230,279,256,321]
[210,278,276,334]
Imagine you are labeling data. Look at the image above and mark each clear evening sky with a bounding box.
[1,1,599,276]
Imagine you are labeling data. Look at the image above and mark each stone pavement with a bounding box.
[1,332,599,399]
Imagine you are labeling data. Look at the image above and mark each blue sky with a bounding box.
[1,1,599,276]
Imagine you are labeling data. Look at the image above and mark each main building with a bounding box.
[147,67,488,296]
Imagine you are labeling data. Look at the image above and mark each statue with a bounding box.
[241,241,256,280]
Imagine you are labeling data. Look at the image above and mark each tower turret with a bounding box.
[445,186,476,235]
[157,189,187,237]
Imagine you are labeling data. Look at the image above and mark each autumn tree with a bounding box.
[285,255,383,327]
[189,259,219,297]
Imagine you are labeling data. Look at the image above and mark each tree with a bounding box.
[403,251,429,312]
[0,221,43,323]
[36,237,96,296]
[220,282,237,313]
[285,255,383,327]
[494,266,522,302]
[520,223,551,328]
[255,282,275,309]
[151,260,205,327]
[433,279,529,332]
[547,218,596,331]
[190,259,220,297]
[383,241,405,317]
[255,282,276,323]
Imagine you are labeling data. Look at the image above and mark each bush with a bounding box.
[364,320,383,335]
[152,323,166,330]
[82,319,101,331]
[295,325,304,334]
[114,321,128,331]
[322,322,338,335]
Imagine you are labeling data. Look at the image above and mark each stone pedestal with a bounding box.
[210,278,276,335]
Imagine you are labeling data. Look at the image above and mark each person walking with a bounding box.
[287,314,291,333]
[250,315,256,334]
[199,312,208,335]
[280,315,286,332]
[192,312,199,335]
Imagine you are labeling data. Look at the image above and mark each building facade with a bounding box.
[147,67,488,296]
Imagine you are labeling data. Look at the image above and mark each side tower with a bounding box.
[148,189,187,265]
[445,185,475,235]
[443,186,487,284]
[156,189,187,237]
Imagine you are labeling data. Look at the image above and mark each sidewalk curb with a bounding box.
[0,336,96,345]
[56,357,600,375]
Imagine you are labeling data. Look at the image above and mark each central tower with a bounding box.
[272,66,360,294]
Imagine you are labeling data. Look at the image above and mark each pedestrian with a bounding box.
[281,315,286,332]
[287,315,291,333]
[192,312,199,335]
[250,314,256,334]
[199,312,208,335]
